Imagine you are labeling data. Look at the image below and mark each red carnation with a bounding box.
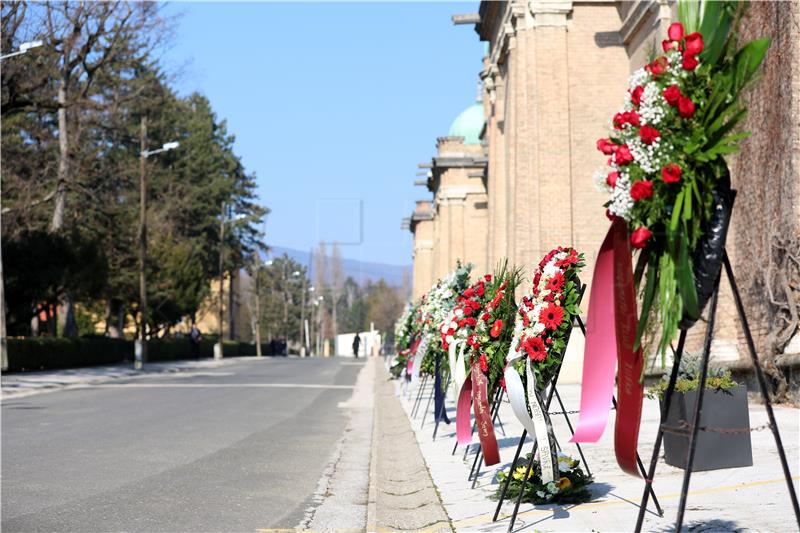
[630,227,652,249]
[615,144,634,165]
[484,275,492,282]
[631,85,644,106]
[638,125,660,145]
[490,319,504,338]
[539,303,565,331]
[663,84,681,107]
[662,163,682,183]
[682,53,699,71]
[685,32,704,56]
[524,336,547,362]
[678,96,696,118]
[479,353,489,373]
[463,306,473,316]
[463,287,474,298]
[596,138,617,155]
[481,312,490,322]
[668,22,685,41]
[630,180,654,201]
[476,284,485,297]
[466,317,477,327]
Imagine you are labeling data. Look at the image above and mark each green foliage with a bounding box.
[493,453,593,505]
[253,254,310,344]
[646,351,738,399]
[6,337,281,372]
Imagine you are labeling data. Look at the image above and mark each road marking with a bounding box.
[81,383,355,390]
[453,476,800,529]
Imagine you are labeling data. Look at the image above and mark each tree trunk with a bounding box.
[57,295,78,338]
[228,268,237,340]
[105,298,123,338]
[50,76,69,232]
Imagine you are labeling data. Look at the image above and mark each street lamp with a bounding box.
[137,116,179,370]
[0,40,43,61]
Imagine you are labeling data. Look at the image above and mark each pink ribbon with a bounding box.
[456,377,473,445]
[570,222,619,443]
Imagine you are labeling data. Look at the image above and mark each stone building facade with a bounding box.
[408,0,800,377]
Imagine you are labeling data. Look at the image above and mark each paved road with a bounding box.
[2,357,364,532]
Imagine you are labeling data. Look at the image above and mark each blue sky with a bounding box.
[161,1,483,267]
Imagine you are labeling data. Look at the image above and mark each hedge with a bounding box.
[5,337,283,372]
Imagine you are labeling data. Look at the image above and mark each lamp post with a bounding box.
[1,39,45,371]
[0,40,43,61]
[137,118,179,369]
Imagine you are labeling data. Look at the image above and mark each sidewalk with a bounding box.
[0,357,255,400]
[399,377,800,532]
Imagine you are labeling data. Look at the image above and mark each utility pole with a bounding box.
[137,116,148,369]
[254,256,262,357]
[217,202,225,359]
[299,277,306,355]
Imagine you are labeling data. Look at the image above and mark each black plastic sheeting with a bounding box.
[679,173,736,330]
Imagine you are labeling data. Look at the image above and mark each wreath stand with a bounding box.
[493,284,663,532]
[634,251,800,532]
[409,372,430,415]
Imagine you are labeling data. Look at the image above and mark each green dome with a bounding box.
[448,102,484,145]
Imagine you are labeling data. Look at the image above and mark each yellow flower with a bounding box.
[557,477,572,490]
[513,467,527,481]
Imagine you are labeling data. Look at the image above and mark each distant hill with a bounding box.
[267,246,410,288]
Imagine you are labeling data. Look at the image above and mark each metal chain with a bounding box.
[661,420,773,436]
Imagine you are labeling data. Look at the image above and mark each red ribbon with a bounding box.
[406,337,422,374]
[570,218,644,477]
[470,364,500,466]
[612,220,645,477]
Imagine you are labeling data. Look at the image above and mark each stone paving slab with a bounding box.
[399,370,800,532]
[368,363,454,533]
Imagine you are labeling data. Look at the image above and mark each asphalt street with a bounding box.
[2,356,364,532]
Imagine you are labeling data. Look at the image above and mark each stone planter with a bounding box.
[662,384,753,471]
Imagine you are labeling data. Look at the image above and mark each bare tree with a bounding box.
[330,242,344,339]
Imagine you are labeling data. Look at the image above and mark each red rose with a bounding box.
[625,110,641,127]
[630,227,652,249]
[463,306,473,316]
[463,287,474,298]
[615,144,634,165]
[678,96,695,118]
[662,163,682,183]
[466,317,477,326]
[613,112,625,130]
[638,125,660,145]
[606,171,619,188]
[647,56,668,76]
[661,39,674,53]
[631,85,644,106]
[663,84,681,107]
[685,32,704,56]
[481,312,490,322]
[479,353,488,373]
[490,319,503,338]
[668,22,684,41]
[596,138,617,155]
[484,274,492,282]
[682,53,699,71]
[630,180,654,201]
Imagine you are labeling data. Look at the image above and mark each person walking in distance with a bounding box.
[352,333,361,359]
[189,322,202,360]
